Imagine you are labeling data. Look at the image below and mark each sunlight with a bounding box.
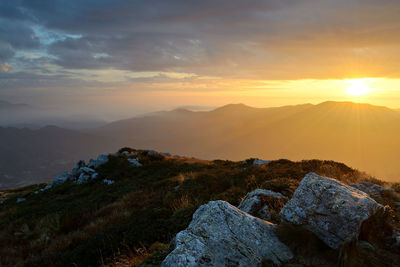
[345,79,374,96]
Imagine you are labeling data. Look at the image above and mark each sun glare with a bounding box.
[345,79,373,96]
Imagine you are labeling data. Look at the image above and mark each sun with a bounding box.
[345,79,373,96]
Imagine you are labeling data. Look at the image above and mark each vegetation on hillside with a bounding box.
[0,148,398,266]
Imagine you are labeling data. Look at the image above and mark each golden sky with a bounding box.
[1,1,400,119]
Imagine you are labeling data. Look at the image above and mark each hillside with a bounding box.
[97,101,400,182]
[1,148,399,266]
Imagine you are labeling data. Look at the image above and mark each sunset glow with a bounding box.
[345,79,374,97]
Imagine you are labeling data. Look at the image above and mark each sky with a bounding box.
[1,0,400,120]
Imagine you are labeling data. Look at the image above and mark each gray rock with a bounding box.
[280,173,383,249]
[87,159,97,168]
[147,150,159,156]
[350,182,400,205]
[238,189,287,221]
[358,241,374,250]
[162,200,293,267]
[50,171,71,186]
[162,152,172,156]
[393,230,400,249]
[103,179,115,185]
[71,160,86,177]
[16,198,26,203]
[35,171,71,193]
[128,158,142,167]
[91,173,99,179]
[88,154,111,169]
[253,159,271,166]
[121,151,131,156]
[76,173,91,184]
[80,167,96,174]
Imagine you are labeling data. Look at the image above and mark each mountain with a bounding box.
[0,100,32,111]
[1,149,399,266]
[0,126,119,189]
[2,100,400,189]
[96,101,400,182]
[0,99,107,130]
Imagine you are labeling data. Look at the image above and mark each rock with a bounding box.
[162,152,171,156]
[16,198,25,203]
[35,171,71,193]
[88,154,111,169]
[350,182,400,205]
[76,173,91,184]
[162,200,293,267]
[91,173,99,179]
[103,179,115,185]
[80,167,96,174]
[238,189,288,221]
[71,160,86,177]
[280,173,383,249]
[128,158,142,167]
[253,159,271,166]
[121,151,131,156]
[393,230,400,249]
[358,241,374,250]
[147,150,159,156]
[50,171,71,187]
[87,159,97,168]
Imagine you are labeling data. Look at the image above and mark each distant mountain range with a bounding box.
[1,101,400,188]
[96,101,400,182]
[0,99,107,129]
[0,100,32,110]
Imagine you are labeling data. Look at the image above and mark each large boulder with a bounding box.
[238,189,288,222]
[350,182,400,206]
[162,200,293,267]
[280,173,383,249]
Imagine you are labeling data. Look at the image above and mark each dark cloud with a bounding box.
[0,44,15,61]
[0,18,39,49]
[1,0,400,82]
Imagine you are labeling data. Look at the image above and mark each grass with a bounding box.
[0,149,397,266]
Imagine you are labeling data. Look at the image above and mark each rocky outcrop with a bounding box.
[35,153,120,193]
[87,154,111,169]
[162,200,293,267]
[350,182,400,205]
[238,189,287,221]
[76,167,97,184]
[280,173,384,249]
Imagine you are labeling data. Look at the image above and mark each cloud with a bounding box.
[0,63,12,72]
[1,0,400,97]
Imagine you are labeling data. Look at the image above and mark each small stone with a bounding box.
[103,179,115,185]
[128,158,142,167]
[16,198,26,203]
